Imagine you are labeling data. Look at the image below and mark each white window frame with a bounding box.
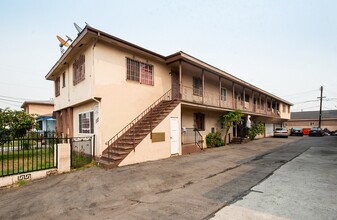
[79,111,94,134]
[193,77,202,96]
[221,87,227,101]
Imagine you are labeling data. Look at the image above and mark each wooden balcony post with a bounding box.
[232,82,235,109]
[219,76,221,107]
[179,60,182,99]
[243,87,246,109]
[259,94,262,112]
[252,91,255,112]
[202,69,205,104]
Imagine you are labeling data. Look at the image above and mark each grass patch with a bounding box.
[0,148,56,177]
[17,180,29,187]
[71,151,93,168]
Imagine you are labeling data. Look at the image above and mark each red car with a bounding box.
[302,128,311,135]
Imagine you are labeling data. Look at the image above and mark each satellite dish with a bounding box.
[74,22,83,34]
[57,35,70,47]
[57,35,73,55]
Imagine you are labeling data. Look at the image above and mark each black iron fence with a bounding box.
[0,132,59,177]
[182,128,204,149]
[1,132,96,177]
[70,136,95,168]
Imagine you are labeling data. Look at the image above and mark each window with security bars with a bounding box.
[193,77,202,96]
[73,54,85,85]
[79,111,94,134]
[55,77,60,97]
[126,58,154,85]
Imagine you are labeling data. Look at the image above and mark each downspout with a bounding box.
[91,32,100,158]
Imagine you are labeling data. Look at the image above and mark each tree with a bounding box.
[247,122,265,140]
[219,109,244,145]
[0,108,36,142]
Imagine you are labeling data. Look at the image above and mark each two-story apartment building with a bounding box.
[45,26,292,168]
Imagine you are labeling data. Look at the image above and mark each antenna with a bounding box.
[57,35,72,55]
[74,22,83,34]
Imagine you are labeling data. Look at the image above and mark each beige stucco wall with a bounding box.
[280,103,291,119]
[72,101,100,155]
[25,104,54,116]
[52,41,172,156]
[119,103,181,166]
[181,106,232,146]
[54,45,94,111]
[92,42,172,156]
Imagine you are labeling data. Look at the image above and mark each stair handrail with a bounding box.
[193,128,204,150]
[105,89,173,158]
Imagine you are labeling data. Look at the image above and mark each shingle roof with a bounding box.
[291,110,337,120]
[21,100,54,108]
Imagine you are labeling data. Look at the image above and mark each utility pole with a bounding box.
[318,86,323,128]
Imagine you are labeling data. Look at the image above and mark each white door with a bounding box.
[265,123,274,137]
[170,117,179,154]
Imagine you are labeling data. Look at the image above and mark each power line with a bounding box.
[0,98,23,104]
[283,89,319,98]
[0,95,33,101]
[0,100,21,108]
[293,99,319,104]
[292,105,320,111]
[0,82,50,90]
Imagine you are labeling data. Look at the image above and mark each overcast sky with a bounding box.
[0,0,336,112]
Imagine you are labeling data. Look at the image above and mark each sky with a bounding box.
[0,0,336,112]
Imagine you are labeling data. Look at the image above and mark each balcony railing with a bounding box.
[181,85,279,117]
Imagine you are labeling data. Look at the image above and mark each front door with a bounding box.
[170,117,179,154]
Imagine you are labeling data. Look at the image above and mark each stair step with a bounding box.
[108,148,129,155]
[101,154,123,161]
[98,161,116,169]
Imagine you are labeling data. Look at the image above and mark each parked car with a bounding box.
[309,127,324,136]
[302,128,311,135]
[290,128,303,136]
[274,128,288,138]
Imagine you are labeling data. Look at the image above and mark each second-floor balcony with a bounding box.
[180,85,281,118]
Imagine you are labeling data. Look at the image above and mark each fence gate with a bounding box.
[70,136,94,168]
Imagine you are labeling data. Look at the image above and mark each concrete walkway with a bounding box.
[0,136,310,219]
[211,136,337,220]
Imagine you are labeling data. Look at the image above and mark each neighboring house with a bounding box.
[287,110,337,131]
[45,26,292,168]
[21,100,56,132]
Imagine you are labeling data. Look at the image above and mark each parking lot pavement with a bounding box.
[211,136,337,220]
[0,136,310,220]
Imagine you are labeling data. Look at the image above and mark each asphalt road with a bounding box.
[0,136,334,220]
[211,136,337,220]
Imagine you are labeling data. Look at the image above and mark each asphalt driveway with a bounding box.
[212,136,337,220]
[0,136,313,219]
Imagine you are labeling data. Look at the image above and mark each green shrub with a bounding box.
[247,122,265,140]
[22,139,35,150]
[206,131,224,148]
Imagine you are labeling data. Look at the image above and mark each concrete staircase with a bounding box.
[99,99,179,168]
